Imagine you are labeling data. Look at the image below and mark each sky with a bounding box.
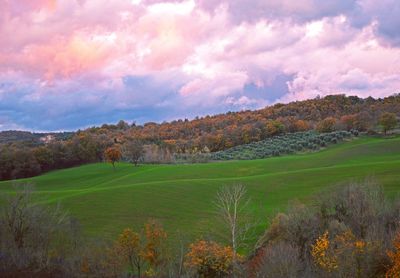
[0,0,399,131]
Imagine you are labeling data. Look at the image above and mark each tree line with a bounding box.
[0,94,399,181]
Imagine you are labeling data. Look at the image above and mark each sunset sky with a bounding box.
[1,0,399,131]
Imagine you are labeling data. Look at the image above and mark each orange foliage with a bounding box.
[104,146,121,169]
[111,222,168,276]
[266,120,284,136]
[185,240,237,277]
[340,114,358,131]
[379,112,397,135]
[142,220,168,270]
[114,228,143,275]
[316,117,337,133]
[3,95,399,182]
[386,232,400,277]
[311,231,338,272]
[312,230,368,273]
[294,119,309,131]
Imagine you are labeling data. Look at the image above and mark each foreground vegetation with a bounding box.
[2,179,400,277]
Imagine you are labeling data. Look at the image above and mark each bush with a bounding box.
[272,150,280,157]
[185,240,236,277]
[316,117,337,133]
[351,129,359,136]
[251,180,400,278]
[253,242,303,278]
[0,185,87,276]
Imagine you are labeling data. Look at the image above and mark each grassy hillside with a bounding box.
[1,136,400,248]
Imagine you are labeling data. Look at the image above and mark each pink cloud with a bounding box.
[0,0,400,130]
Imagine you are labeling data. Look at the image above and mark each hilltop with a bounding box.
[1,94,399,181]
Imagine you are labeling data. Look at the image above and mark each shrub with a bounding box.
[253,242,303,278]
[252,180,400,277]
[379,112,397,135]
[351,129,359,136]
[317,117,337,133]
[185,240,236,277]
[272,150,280,157]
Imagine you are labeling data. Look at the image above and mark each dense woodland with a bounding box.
[0,131,73,145]
[0,94,399,181]
[2,181,400,277]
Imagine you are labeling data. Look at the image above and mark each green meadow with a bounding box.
[1,136,400,247]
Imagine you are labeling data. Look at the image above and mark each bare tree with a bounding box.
[255,242,303,278]
[215,184,255,274]
[122,139,144,166]
[0,184,76,275]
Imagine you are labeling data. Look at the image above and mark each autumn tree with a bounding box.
[340,114,357,131]
[340,113,370,132]
[294,119,309,132]
[312,229,370,277]
[185,240,235,277]
[114,228,144,277]
[316,117,337,133]
[282,117,309,133]
[142,220,168,275]
[104,146,122,170]
[311,231,338,272]
[33,146,54,172]
[112,221,167,277]
[122,140,145,166]
[387,232,400,277]
[266,120,285,136]
[80,242,125,277]
[379,112,397,135]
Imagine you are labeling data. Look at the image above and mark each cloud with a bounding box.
[198,0,360,24]
[0,0,399,130]
[348,0,400,46]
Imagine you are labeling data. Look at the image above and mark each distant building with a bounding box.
[40,134,55,144]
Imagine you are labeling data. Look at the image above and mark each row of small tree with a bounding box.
[316,112,397,134]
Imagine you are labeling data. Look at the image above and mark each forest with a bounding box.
[0,94,398,181]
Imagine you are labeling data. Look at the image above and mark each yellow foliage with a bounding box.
[312,230,368,273]
[115,228,141,259]
[311,231,338,272]
[185,240,239,277]
[142,220,167,267]
[80,258,90,274]
[386,232,400,277]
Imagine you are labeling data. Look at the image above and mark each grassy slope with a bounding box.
[1,136,400,247]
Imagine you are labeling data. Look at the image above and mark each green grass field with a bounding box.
[1,136,400,249]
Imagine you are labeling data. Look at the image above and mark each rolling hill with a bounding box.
[1,135,400,249]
